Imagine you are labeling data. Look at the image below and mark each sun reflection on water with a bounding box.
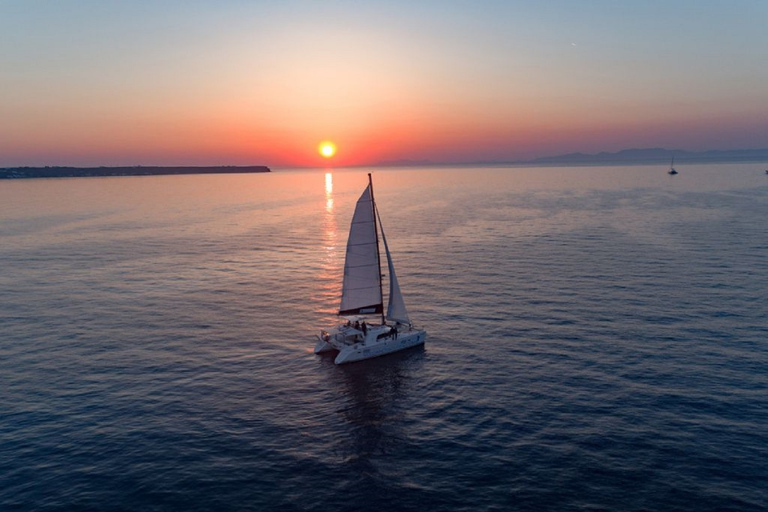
[318,172,340,314]
[325,172,334,212]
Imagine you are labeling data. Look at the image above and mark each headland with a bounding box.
[0,165,270,179]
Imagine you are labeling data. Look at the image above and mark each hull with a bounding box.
[334,329,426,364]
[314,337,335,354]
[314,323,426,364]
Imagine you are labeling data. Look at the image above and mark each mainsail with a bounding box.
[338,185,383,316]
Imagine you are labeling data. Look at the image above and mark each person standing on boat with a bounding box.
[361,322,368,336]
[392,325,398,340]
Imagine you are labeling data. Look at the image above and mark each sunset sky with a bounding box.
[2,1,767,168]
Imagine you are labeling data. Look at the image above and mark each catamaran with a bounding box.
[315,174,426,364]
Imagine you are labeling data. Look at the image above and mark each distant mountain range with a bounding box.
[373,158,436,167]
[375,148,768,167]
[523,148,768,165]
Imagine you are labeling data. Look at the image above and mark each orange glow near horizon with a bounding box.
[6,53,762,169]
[10,106,763,169]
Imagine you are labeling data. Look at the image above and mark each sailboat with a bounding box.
[315,173,426,364]
[668,156,678,175]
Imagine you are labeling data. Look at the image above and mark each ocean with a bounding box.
[1,164,766,511]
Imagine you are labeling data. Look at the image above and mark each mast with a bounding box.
[368,173,386,325]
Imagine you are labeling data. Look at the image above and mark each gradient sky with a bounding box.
[2,0,767,167]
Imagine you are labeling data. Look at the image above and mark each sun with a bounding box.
[318,141,337,159]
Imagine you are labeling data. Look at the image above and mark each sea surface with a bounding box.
[1,164,767,511]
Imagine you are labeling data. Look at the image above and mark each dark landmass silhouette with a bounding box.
[0,165,270,179]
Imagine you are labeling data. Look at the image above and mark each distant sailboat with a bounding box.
[668,157,678,175]
[315,173,426,364]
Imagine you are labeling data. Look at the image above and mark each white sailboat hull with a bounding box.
[314,337,335,354]
[335,329,426,364]
[314,323,426,364]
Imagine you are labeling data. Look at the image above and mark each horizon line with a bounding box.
[4,146,768,170]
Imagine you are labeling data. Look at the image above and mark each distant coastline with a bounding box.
[375,147,768,168]
[0,165,270,179]
[522,147,768,166]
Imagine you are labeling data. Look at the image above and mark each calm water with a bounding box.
[1,164,767,511]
